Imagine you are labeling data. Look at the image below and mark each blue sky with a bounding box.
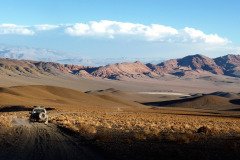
[0,0,239,58]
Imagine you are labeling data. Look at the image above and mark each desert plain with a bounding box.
[0,70,239,160]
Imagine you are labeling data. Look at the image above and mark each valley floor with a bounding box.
[1,106,240,160]
[0,75,239,160]
[0,73,240,93]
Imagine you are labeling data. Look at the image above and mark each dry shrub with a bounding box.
[160,132,198,144]
[95,127,115,141]
[49,110,240,144]
[197,126,212,134]
[50,115,97,139]
[0,115,13,127]
[76,124,97,139]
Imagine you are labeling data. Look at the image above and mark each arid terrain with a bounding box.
[0,55,240,160]
[1,0,239,159]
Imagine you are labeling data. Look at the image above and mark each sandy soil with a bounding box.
[0,83,239,160]
[0,73,240,93]
[138,92,191,96]
[1,107,240,160]
[0,120,102,160]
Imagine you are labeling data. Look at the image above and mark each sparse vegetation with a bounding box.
[49,109,240,143]
[46,109,240,159]
[0,85,239,160]
[0,114,13,127]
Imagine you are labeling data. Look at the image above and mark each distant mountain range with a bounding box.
[0,53,239,80]
[0,45,164,66]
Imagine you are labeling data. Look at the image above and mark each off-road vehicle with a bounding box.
[29,106,48,124]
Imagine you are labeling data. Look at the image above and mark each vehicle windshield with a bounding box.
[33,108,45,113]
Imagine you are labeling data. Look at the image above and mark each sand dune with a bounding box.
[144,94,240,111]
[209,91,240,99]
[138,92,190,96]
[0,85,142,110]
[85,88,145,107]
[173,95,233,108]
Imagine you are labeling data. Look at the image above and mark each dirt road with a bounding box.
[0,120,102,160]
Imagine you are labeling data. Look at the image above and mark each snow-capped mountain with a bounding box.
[0,45,165,66]
[0,45,69,62]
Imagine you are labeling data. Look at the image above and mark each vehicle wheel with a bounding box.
[39,112,47,121]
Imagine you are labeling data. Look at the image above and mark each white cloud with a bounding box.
[65,20,178,40]
[0,24,34,35]
[0,21,230,45]
[35,24,59,31]
[65,23,90,36]
[65,20,229,45]
[183,27,229,45]
[144,24,178,41]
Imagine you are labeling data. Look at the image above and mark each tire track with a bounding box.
[0,121,102,160]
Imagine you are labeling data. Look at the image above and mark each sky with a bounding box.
[0,0,239,59]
